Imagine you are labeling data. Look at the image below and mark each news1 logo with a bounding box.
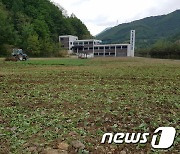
[151,127,176,149]
[101,127,176,149]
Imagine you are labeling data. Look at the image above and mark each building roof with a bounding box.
[94,43,130,46]
[59,35,78,38]
[74,39,102,43]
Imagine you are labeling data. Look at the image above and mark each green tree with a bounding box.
[0,2,16,55]
[0,0,92,57]
[149,39,180,59]
[40,38,53,56]
[27,34,41,56]
[21,23,35,49]
[68,16,91,39]
[0,3,14,45]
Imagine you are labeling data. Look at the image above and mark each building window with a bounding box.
[94,47,98,50]
[94,53,98,55]
[110,52,115,55]
[89,42,93,44]
[84,42,88,45]
[99,53,104,55]
[60,38,64,41]
[84,48,88,50]
[122,46,127,49]
[89,47,93,50]
[111,46,115,49]
[105,46,110,50]
[100,47,104,50]
[117,46,121,49]
[105,52,109,55]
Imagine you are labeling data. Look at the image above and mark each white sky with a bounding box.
[52,0,180,36]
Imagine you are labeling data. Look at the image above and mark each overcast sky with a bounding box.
[52,0,180,36]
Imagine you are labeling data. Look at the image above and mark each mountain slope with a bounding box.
[0,0,91,56]
[96,10,180,48]
[95,27,112,37]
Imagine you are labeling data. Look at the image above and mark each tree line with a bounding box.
[0,0,92,57]
[136,33,180,59]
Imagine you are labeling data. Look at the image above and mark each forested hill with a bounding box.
[96,10,180,48]
[0,0,91,56]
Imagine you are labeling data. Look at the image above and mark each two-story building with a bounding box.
[59,30,135,58]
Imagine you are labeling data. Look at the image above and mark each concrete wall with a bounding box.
[59,35,78,54]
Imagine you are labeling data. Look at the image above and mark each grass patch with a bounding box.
[0,57,179,153]
[21,58,90,66]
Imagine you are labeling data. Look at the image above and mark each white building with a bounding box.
[59,30,135,58]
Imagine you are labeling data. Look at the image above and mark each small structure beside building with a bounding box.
[59,30,135,58]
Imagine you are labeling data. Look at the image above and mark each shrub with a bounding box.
[55,50,68,57]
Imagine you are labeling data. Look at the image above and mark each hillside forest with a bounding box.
[0,0,92,57]
[96,10,180,59]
